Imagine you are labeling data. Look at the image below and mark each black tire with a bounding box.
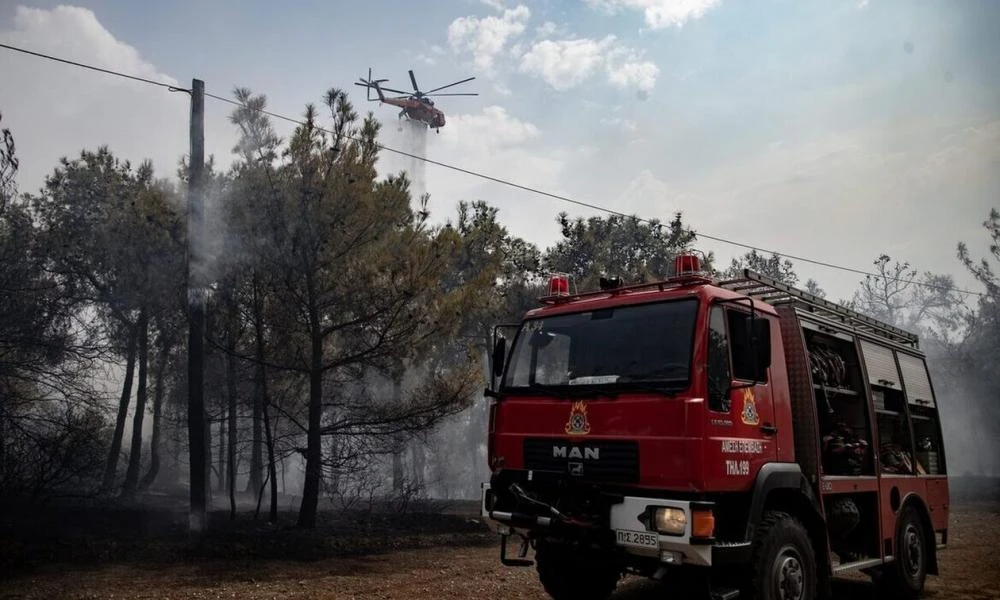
[535,540,619,600]
[745,510,818,600]
[876,505,928,599]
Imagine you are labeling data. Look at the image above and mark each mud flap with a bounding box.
[500,532,533,567]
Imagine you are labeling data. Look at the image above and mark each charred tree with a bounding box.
[103,324,137,491]
[139,334,171,490]
[122,306,150,496]
[297,275,324,528]
[226,299,239,519]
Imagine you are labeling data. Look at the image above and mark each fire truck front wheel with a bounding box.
[745,510,818,600]
[534,540,620,600]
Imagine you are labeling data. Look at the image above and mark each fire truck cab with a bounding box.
[481,258,948,600]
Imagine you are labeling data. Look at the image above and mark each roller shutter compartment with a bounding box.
[897,352,936,409]
[860,339,900,389]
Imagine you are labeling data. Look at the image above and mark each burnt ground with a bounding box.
[0,495,998,599]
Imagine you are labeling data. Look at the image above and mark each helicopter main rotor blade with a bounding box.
[425,92,479,97]
[355,82,411,96]
[409,70,420,93]
[377,86,411,95]
[423,76,476,94]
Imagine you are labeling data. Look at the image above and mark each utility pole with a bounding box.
[186,78,208,534]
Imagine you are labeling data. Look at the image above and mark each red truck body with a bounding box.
[481,260,948,600]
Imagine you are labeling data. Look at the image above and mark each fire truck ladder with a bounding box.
[718,268,919,349]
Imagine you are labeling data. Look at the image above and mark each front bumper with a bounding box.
[481,482,749,568]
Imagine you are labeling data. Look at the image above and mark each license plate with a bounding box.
[615,529,659,548]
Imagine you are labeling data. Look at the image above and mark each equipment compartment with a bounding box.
[802,325,875,477]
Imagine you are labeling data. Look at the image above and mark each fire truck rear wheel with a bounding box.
[746,510,818,600]
[534,541,619,600]
[874,505,927,599]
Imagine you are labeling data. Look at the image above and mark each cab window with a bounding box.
[727,309,769,383]
[707,305,731,412]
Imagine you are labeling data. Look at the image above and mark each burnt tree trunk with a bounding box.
[139,335,171,490]
[246,273,265,496]
[411,439,425,489]
[392,448,404,492]
[247,354,264,495]
[227,322,238,519]
[122,306,150,496]
[250,274,278,521]
[263,383,278,522]
[297,274,323,529]
[391,379,404,491]
[216,412,225,492]
[102,323,138,491]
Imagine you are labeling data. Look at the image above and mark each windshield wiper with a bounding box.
[614,377,687,396]
[509,380,683,399]
[523,383,619,399]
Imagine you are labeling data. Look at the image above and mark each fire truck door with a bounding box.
[706,305,777,489]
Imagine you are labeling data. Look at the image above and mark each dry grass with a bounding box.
[1,501,997,599]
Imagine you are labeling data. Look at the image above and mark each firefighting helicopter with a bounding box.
[354,67,477,133]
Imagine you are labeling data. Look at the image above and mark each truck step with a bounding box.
[499,532,533,567]
[831,557,884,574]
[500,557,534,567]
[710,589,740,600]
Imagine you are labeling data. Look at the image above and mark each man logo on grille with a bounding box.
[565,400,591,435]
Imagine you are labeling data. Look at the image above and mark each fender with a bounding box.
[744,462,823,541]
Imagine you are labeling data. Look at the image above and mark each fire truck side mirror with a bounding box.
[492,337,507,379]
[751,317,772,373]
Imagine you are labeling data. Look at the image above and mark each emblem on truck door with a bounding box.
[741,388,760,426]
[565,401,591,435]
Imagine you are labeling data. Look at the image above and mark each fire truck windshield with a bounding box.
[501,298,698,391]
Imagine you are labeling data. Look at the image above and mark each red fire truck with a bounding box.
[481,257,948,600]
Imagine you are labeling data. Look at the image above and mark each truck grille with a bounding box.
[523,438,639,483]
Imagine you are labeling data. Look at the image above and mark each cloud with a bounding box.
[518,36,660,93]
[447,5,531,74]
[441,105,541,146]
[0,5,237,194]
[615,169,697,217]
[601,116,639,132]
[585,0,722,29]
[519,36,618,91]
[535,21,559,38]
[606,52,660,94]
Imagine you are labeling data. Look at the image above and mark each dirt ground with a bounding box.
[1,502,997,600]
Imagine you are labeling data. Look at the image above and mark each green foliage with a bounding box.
[30,148,183,332]
[543,211,708,290]
[721,249,798,285]
[448,200,543,333]
[224,88,497,526]
[0,115,107,500]
[846,253,962,336]
[954,208,1000,397]
[0,111,16,213]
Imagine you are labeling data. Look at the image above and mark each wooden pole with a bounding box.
[186,78,207,533]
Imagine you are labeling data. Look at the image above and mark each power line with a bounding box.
[0,42,188,93]
[204,92,984,298]
[0,42,987,298]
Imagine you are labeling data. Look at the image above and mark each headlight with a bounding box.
[653,507,686,536]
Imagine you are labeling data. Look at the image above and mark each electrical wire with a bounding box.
[0,42,988,298]
[0,42,188,93]
[203,91,984,298]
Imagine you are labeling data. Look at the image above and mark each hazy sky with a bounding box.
[1,0,998,305]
